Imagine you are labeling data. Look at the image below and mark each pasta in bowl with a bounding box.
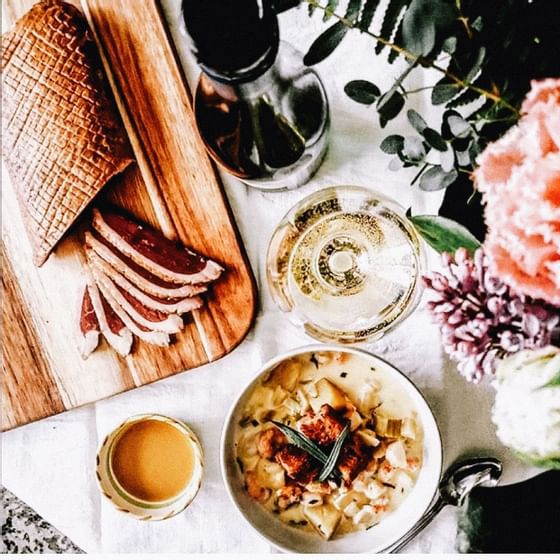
[221,345,442,553]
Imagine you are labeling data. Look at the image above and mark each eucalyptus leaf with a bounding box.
[432,82,458,104]
[423,128,447,151]
[304,21,348,66]
[402,0,457,56]
[471,15,483,32]
[407,108,427,133]
[456,149,472,167]
[403,135,426,161]
[377,91,405,122]
[440,145,455,172]
[448,115,472,138]
[402,11,435,56]
[389,156,404,171]
[409,214,482,254]
[419,165,458,190]
[380,134,405,154]
[345,80,381,105]
[442,36,457,54]
[441,109,463,139]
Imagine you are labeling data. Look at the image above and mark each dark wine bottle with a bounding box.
[181,0,329,190]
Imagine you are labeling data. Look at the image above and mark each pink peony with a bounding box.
[474,78,560,306]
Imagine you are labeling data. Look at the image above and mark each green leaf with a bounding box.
[389,156,404,170]
[432,82,458,104]
[442,36,457,54]
[344,0,362,23]
[323,0,340,22]
[441,109,462,139]
[423,128,447,151]
[448,115,471,138]
[409,214,482,254]
[345,80,380,105]
[375,0,408,55]
[471,16,483,33]
[439,145,455,172]
[359,0,381,31]
[272,421,328,463]
[377,90,405,125]
[402,2,435,56]
[407,108,427,133]
[465,46,486,84]
[447,86,481,109]
[419,165,458,191]
[387,25,404,63]
[304,21,348,66]
[403,135,426,161]
[542,372,560,388]
[402,0,457,56]
[318,424,349,482]
[380,134,405,154]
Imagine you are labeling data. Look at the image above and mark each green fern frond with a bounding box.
[345,0,363,23]
[447,85,482,109]
[358,0,381,31]
[323,0,340,22]
[388,25,404,63]
[375,0,410,55]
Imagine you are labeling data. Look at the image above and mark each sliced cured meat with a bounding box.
[79,286,100,359]
[91,208,223,284]
[92,271,170,347]
[86,249,203,314]
[89,264,183,334]
[85,269,133,357]
[84,232,208,299]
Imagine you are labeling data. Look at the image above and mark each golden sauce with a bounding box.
[111,419,195,502]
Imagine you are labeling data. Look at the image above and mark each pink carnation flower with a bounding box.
[474,78,560,306]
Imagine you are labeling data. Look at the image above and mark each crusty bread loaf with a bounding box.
[1,0,133,266]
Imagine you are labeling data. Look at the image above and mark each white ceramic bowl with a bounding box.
[221,344,442,553]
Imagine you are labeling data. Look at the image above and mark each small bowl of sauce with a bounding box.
[96,414,203,520]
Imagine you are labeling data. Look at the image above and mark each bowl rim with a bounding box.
[220,343,443,553]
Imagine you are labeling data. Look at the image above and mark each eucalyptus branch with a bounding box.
[303,0,520,117]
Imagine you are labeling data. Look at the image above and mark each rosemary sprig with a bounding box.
[272,421,328,464]
[318,423,349,482]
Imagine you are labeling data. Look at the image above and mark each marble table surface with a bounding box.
[1,0,538,554]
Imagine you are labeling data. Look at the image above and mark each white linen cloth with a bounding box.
[1,1,537,553]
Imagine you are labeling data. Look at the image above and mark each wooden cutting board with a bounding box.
[1,0,257,431]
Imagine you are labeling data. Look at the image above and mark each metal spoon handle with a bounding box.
[384,498,446,553]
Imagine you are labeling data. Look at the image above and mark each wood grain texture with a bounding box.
[1,0,257,430]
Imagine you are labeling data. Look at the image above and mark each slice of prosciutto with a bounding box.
[79,285,100,359]
[86,247,203,314]
[85,269,133,357]
[84,232,208,299]
[89,263,184,334]
[91,208,223,285]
